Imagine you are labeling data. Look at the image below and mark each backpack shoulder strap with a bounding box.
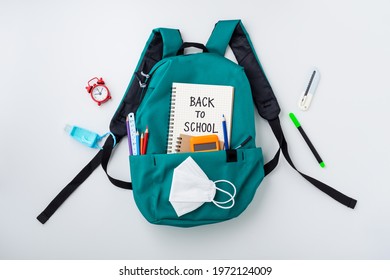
[207,20,280,121]
[37,28,183,224]
[207,20,357,209]
[111,28,183,137]
[103,28,182,188]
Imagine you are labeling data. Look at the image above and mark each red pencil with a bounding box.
[143,127,149,155]
[140,133,144,155]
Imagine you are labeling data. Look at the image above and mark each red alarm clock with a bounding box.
[85,77,111,106]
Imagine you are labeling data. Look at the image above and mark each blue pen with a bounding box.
[222,114,229,150]
[135,131,140,156]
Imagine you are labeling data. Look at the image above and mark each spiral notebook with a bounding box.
[167,82,234,153]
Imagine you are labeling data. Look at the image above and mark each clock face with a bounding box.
[91,85,109,102]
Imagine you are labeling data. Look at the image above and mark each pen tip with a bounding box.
[320,162,326,168]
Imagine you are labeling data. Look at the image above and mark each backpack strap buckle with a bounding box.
[135,71,150,88]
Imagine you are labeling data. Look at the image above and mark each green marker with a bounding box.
[289,112,326,168]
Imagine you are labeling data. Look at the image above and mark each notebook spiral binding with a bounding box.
[167,85,177,153]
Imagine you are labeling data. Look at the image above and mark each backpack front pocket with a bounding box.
[130,148,264,227]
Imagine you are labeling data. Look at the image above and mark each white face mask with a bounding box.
[169,156,236,217]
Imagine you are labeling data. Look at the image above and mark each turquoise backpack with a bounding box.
[37,20,357,227]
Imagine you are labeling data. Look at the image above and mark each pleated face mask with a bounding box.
[169,156,236,217]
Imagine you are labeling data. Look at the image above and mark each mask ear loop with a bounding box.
[212,180,236,209]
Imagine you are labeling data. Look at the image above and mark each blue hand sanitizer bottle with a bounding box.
[65,125,115,149]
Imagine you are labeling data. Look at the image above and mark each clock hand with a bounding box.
[94,88,102,95]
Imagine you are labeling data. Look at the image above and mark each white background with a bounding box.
[1,0,389,260]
